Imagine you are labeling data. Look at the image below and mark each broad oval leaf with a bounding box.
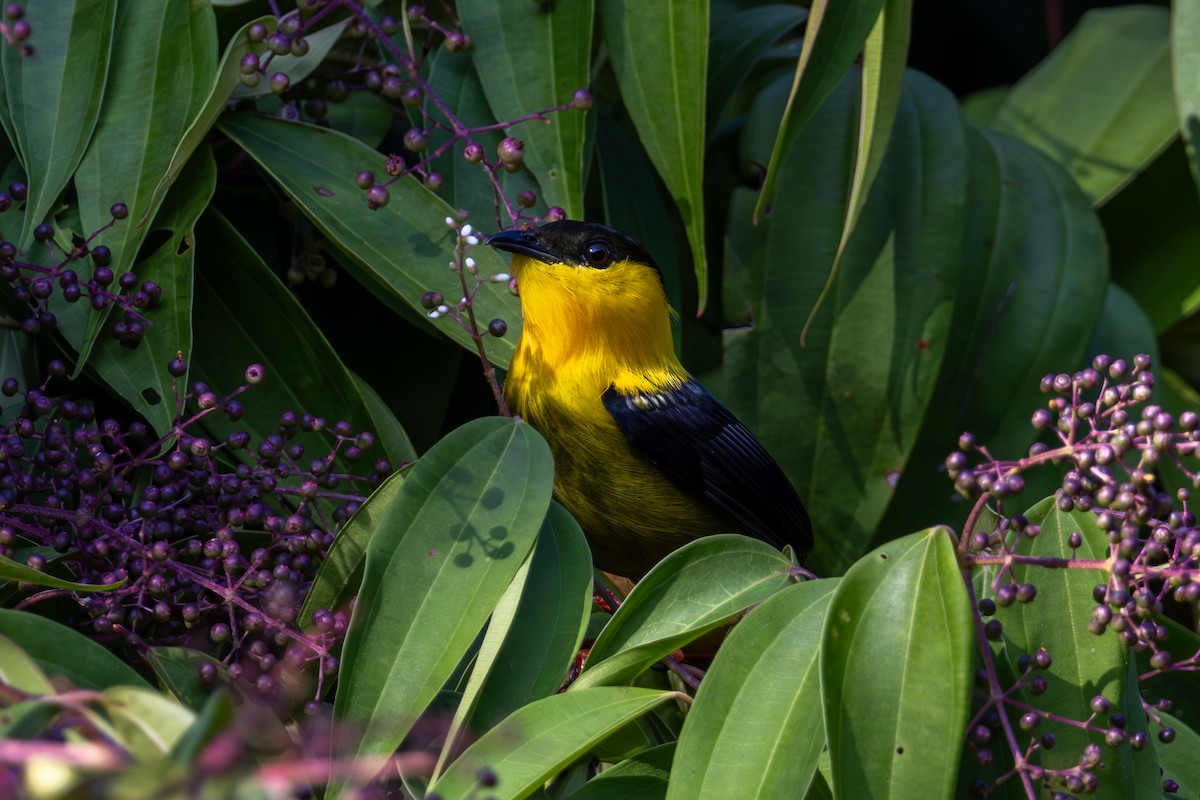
[989,6,1175,206]
[822,528,972,799]
[217,112,520,368]
[573,535,794,690]
[427,687,678,800]
[333,417,553,773]
[669,579,836,799]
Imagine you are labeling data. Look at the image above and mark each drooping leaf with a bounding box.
[218,112,520,368]
[989,6,1175,206]
[706,4,807,131]
[822,528,972,799]
[669,580,835,798]
[600,0,709,310]
[458,0,591,220]
[333,417,553,777]
[0,553,124,591]
[0,0,117,247]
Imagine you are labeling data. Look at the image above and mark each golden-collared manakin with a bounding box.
[488,221,812,578]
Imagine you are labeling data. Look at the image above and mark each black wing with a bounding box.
[602,380,813,560]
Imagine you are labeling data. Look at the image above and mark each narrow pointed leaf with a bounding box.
[0,633,53,693]
[0,609,149,690]
[753,0,884,222]
[990,7,1174,206]
[0,553,124,591]
[70,0,216,366]
[101,686,195,761]
[458,0,591,220]
[706,4,807,131]
[669,580,836,799]
[231,19,348,99]
[218,112,520,368]
[334,417,553,771]
[1176,0,1200,200]
[427,687,677,800]
[573,535,794,689]
[601,0,709,310]
[822,528,972,799]
[566,742,674,800]
[0,0,117,247]
[147,646,225,711]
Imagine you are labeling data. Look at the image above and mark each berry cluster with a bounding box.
[4,359,391,704]
[948,355,1195,798]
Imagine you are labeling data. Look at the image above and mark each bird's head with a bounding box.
[487,220,676,364]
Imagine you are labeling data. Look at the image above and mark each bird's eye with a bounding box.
[583,241,613,268]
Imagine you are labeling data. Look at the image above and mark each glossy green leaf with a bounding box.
[601,0,709,310]
[351,372,417,466]
[669,580,836,799]
[1176,0,1200,200]
[459,0,591,220]
[989,6,1175,206]
[428,687,677,800]
[1087,284,1158,372]
[465,502,593,731]
[1156,712,1200,797]
[723,72,968,575]
[707,4,807,131]
[102,686,195,761]
[82,144,214,435]
[231,19,348,100]
[143,15,273,216]
[0,632,54,693]
[217,112,520,368]
[300,469,406,628]
[0,0,117,247]
[802,0,910,344]
[70,0,216,368]
[0,609,149,690]
[822,528,971,799]
[997,503,1160,796]
[753,0,884,222]
[334,417,553,774]
[875,123,1106,550]
[323,90,393,149]
[565,742,674,800]
[573,535,795,689]
[0,553,125,592]
[191,208,409,471]
[147,646,224,711]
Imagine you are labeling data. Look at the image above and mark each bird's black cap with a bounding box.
[487,221,659,274]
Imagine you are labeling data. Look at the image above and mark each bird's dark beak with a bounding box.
[487,228,556,264]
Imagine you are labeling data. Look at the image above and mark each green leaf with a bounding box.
[1176,0,1200,201]
[997,504,1160,797]
[299,469,406,628]
[875,123,1106,551]
[101,686,195,762]
[800,0,910,344]
[465,502,593,731]
[822,528,972,799]
[1156,712,1200,797]
[191,207,409,471]
[459,0,591,220]
[334,417,553,774]
[565,742,674,800]
[706,4,807,131]
[989,6,1175,206]
[0,553,125,592]
[573,535,795,689]
[231,19,348,100]
[351,372,417,466]
[323,90,393,148]
[1087,284,1158,373]
[753,0,884,222]
[723,71,969,575]
[82,144,215,434]
[217,112,520,368]
[146,646,224,711]
[600,0,709,310]
[669,580,835,798]
[70,0,216,368]
[0,0,117,247]
[0,609,149,690]
[0,632,54,693]
[427,687,678,800]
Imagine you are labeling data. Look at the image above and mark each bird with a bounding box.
[487,220,812,579]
